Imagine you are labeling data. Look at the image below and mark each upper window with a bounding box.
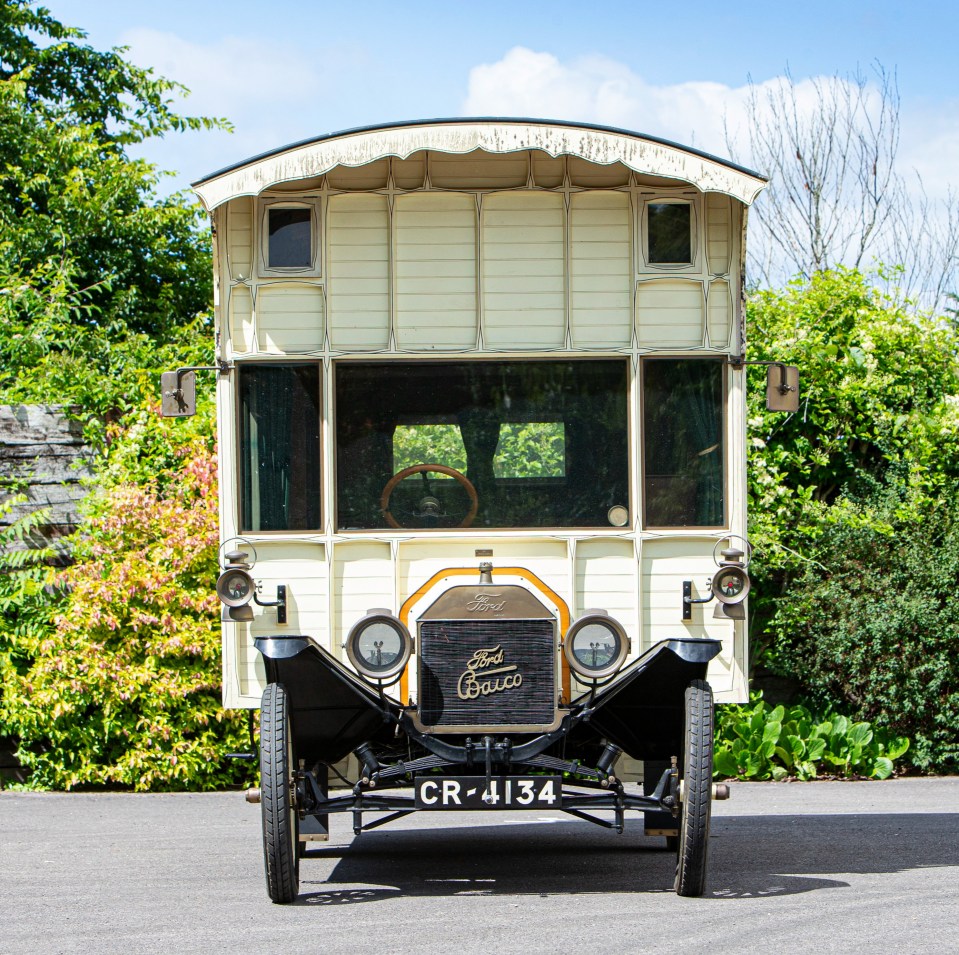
[336,360,628,530]
[643,358,724,527]
[645,200,693,267]
[259,200,320,276]
[238,363,321,531]
[269,208,311,267]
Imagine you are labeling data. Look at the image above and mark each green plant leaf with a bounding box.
[870,757,894,780]
[762,720,783,744]
[884,737,910,760]
[774,745,795,768]
[848,723,874,747]
[714,748,740,777]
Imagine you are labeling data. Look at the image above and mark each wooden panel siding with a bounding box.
[327,194,390,351]
[569,191,632,348]
[481,192,566,349]
[257,283,325,353]
[430,149,528,189]
[705,193,732,276]
[228,284,254,353]
[635,279,705,348]
[333,541,393,658]
[226,197,254,282]
[707,279,732,349]
[394,193,477,350]
[574,538,638,640]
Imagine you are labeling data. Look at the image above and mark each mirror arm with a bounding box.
[173,361,231,382]
[728,357,795,395]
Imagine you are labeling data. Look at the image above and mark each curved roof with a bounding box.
[192,118,767,211]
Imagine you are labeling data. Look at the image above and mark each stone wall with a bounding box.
[0,405,94,547]
[1,406,95,783]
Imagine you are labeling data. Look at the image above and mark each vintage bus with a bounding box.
[163,119,794,902]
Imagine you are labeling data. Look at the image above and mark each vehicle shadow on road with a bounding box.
[294,812,958,905]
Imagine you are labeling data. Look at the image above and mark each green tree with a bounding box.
[0,1,214,142]
[0,3,233,789]
[746,267,959,562]
[745,268,959,770]
[0,0,227,406]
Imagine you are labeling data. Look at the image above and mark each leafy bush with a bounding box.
[0,443,252,790]
[0,499,63,688]
[765,484,959,773]
[715,694,910,780]
[742,270,959,776]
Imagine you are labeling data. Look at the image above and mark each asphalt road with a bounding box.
[2,779,958,954]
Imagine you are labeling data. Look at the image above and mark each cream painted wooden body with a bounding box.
[195,122,765,710]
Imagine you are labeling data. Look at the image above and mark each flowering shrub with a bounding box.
[2,441,252,790]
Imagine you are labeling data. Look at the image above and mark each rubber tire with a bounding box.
[674,679,714,897]
[260,683,299,904]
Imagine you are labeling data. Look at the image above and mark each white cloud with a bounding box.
[463,47,742,157]
[117,28,363,185]
[462,47,959,200]
[120,28,323,115]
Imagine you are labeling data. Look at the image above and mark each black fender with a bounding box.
[253,636,402,766]
[567,637,722,760]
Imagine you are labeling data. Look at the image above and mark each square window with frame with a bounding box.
[646,201,693,266]
[259,200,320,276]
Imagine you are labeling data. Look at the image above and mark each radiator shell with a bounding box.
[413,584,561,733]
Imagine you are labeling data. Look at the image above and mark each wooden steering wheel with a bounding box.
[380,464,479,529]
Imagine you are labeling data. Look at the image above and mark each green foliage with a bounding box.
[0,498,63,685]
[0,2,227,421]
[765,485,959,773]
[0,3,235,790]
[392,421,566,478]
[744,269,959,773]
[492,422,565,478]
[1,444,252,790]
[0,0,224,144]
[393,424,468,473]
[747,268,959,564]
[0,71,214,355]
[715,694,910,781]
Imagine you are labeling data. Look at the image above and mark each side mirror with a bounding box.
[765,364,800,413]
[160,370,197,417]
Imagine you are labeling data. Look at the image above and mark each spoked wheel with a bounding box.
[260,683,299,904]
[675,679,714,897]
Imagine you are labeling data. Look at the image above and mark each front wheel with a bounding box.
[260,683,299,903]
[675,679,714,897]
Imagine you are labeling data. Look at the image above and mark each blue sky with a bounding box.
[44,1,959,198]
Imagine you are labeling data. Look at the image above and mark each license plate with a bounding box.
[414,775,561,810]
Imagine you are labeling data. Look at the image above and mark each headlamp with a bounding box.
[346,610,413,681]
[563,610,629,680]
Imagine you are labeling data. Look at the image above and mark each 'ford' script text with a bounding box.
[465,593,507,613]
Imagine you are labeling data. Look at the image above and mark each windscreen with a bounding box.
[336,360,629,530]
[642,358,725,527]
[238,363,321,531]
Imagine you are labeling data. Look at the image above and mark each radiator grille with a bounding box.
[418,619,556,727]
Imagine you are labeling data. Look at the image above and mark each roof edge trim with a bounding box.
[193,118,768,210]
